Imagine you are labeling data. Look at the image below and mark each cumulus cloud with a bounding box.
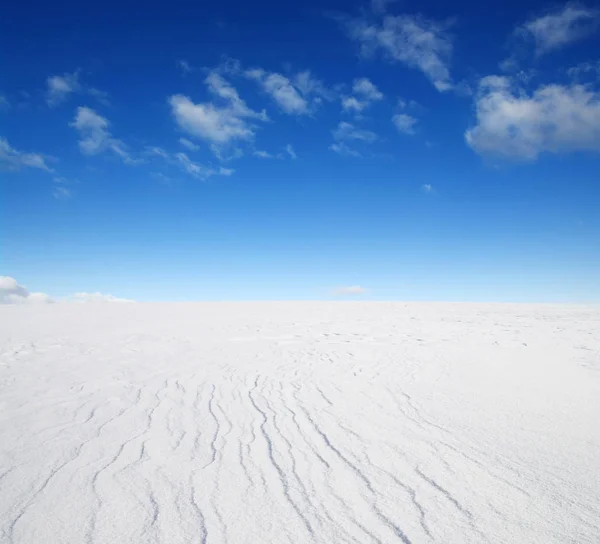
[169,72,267,153]
[393,113,418,134]
[0,276,54,305]
[246,68,331,115]
[333,121,377,142]
[0,137,54,172]
[71,107,137,164]
[518,3,598,57]
[333,285,368,296]
[422,183,434,193]
[342,78,384,113]
[253,150,275,158]
[46,72,81,106]
[341,13,453,91]
[466,76,600,160]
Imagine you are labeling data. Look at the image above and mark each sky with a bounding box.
[1,0,600,303]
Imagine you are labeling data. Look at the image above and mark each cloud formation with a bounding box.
[0,138,54,172]
[466,76,600,160]
[393,113,418,134]
[169,72,267,152]
[71,107,136,164]
[517,3,598,57]
[342,77,384,113]
[333,121,377,142]
[342,13,453,91]
[246,68,331,115]
[0,276,54,304]
[46,72,81,106]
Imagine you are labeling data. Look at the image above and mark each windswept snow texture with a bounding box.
[1,302,599,544]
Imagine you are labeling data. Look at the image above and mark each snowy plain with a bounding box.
[0,302,599,544]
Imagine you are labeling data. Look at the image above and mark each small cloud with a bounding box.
[53,186,72,199]
[329,142,361,157]
[253,150,274,158]
[353,78,383,101]
[87,87,111,106]
[46,71,81,107]
[333,285,368,296]
[0,276,54,305]
[0,137,54,172]
[286,144,297,159]
[179,137,200,151]
[393,113,418,135]
[421,183,434,193]
[70,106,137,164]
[333,121,377,142]
[371,0,397,14]
[0,95,9,110]
[178,60,192,73]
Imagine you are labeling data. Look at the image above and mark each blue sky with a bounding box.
[2,0,600,302]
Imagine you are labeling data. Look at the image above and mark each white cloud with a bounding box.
[169,72,267,151]
[179,137,200,151]
[70,107,136,164]
[46,71,81,106]
[371,0,397,14]
[329,142,361,157]
[353,78,383,101]
[393,113,418,134]
[333,285,368,296]
[0,95,9,109]
[247,69,309,114]
[0,137,54,172]
[253,150,274,158]
[333,121,377,142]
[285,144,297,159]
[518,3,598,56]
[246,68,331,115]
[0,276,54,305]
[342,13,453,91]
[342,96,367,113]
[53,186,72,199]
[466,76,600,160]
[422,183,434,193]
[148,146,232,180]
[342,78,384,114]
[568,61,600,81]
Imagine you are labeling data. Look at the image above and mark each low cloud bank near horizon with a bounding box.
[0,276,134,304]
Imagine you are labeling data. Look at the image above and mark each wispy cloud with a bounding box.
[169,72,268,154]
[466,75,600,160]
[518,3,598,57]
[340,13,453,91]
[342,77,384,113]
[329,142,361,157]
[148,146,233,180]
[46,71,81,106]
[0,137,54,172]
[333,121,377,142]
[393,113,418,134]
[246,68,331,115]
[285,144,297,159]
[179,137,200,151]
[53,186,72,199]
[71,107,138,164]
[421,183,434,193]
[253,150,275,159]
[178,60,192,73]
[0,95,9,109]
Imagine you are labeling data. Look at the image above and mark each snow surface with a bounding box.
[1,302,599,543]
